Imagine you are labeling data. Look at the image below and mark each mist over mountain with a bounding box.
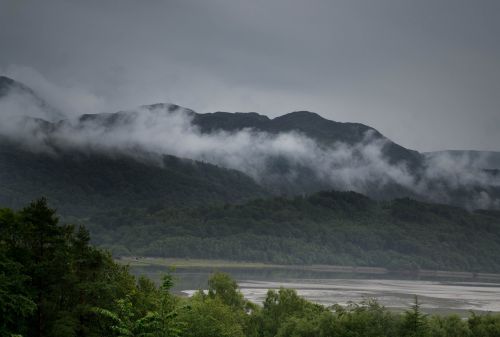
[0,75,63,123]
[1,75,499,211]
[424,150,500,170]
[0,140,268,215]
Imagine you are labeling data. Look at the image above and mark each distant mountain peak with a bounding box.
[0,75,65,121]
[274,110,323,120]
[141,103,183,111]
[0,75,16,85]
[0,75,30,97]
[0,76,40,97]
[209,111,270,119]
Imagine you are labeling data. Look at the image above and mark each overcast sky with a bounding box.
[1,0,499,151]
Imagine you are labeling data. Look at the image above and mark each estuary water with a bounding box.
[130,264,500,316]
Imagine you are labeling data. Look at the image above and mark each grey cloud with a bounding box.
[1,0,499,151]
[1,85,499,209]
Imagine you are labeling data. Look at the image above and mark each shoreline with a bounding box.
[117,257,500,281]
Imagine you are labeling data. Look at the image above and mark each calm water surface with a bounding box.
[131,265,500,315]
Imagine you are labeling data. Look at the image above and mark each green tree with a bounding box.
[428,315,470,337]
[207,272,246,310]
[177,292,245,337]
[0,199,137,337]
[468,312,500,337]
[256,288,325,337]
[333,299,400,337]
[18,198,71,337]
[0,248,36,336]
[401,296,429,337]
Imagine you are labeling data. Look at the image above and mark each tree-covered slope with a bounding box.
[88,190,500,273]
[3,199,500,337]
[0,141,268,215]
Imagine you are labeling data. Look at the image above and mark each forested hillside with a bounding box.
[87,190,500,273]
[2,75,500,274]
[1,199,500,337]
[0,140,267,215]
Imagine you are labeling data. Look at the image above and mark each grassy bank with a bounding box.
[117,257,500,281]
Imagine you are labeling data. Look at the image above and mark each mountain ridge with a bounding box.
[2,75,500,273]
[0,75,63,121]
[1,75,499,210]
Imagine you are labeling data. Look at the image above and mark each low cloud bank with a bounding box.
[1,86,499,210]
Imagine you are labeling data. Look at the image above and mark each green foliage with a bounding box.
[92,294,185,337]
[251,288,326,337]
[0,141,267,216]
[0,247,36,336]
[401,297,429,337]
[428,315,470,337]
[0,199,136,336]
[329,299,400,337]
[177,294,245,337]
[207,272,246,310]
[468,312,500,337]
[2,199,500,337]
[87,191,500,273]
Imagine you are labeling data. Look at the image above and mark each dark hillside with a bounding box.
[0,140,267,215]
[88,190,500,273]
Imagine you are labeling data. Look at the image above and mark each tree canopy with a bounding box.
[2,199,500,337]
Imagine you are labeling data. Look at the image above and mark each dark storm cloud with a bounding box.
[1,0,499,151]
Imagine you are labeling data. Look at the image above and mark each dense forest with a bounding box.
[85,191,500,273]
[2,76,500,277]
[2,199,500,337]
[3,139,500,273]
[0,140,268,215]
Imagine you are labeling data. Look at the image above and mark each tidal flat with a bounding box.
[124,258,500,316]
